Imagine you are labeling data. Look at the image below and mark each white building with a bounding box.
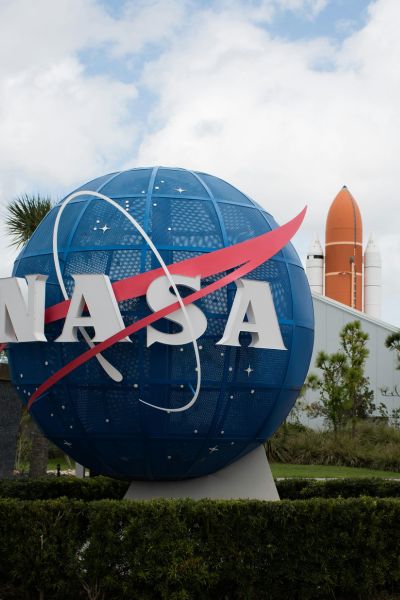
[302,293,400,425]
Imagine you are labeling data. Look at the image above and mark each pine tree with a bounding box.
[340,321,374,436]
[306,320,374,436]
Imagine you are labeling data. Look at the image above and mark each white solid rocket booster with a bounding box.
[364,234,382,319]
[306,237,324,294]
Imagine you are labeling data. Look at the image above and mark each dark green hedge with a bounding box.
[277,477,400,499]
[1,476,400,501]
[0,476,129,500]
[0,497,400,599]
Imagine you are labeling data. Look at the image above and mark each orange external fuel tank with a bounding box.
[325,186,363,311]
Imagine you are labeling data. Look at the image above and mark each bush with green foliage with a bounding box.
[267,421,400,472]
[2,475,400,503]
[0,496,400,599]
[0,475,128,500]
[386,331,400,369]
[306,320,375,435]
[277,477,400,499]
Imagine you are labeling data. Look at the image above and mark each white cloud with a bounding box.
[0,0,399,327]
[0,0,185,275]
[108,0,187,57]
[275,0,328,18]
[217,0,328,23]
[0,0,186,70]
[0,0,186,199]
[136,0,400,325]
[0,58,137,186]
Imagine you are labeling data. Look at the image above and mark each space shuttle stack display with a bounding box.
[306,186,382,318]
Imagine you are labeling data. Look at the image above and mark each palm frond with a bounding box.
[5,194,53,247]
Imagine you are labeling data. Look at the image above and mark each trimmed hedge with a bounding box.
[1,476,400,501]
[0,497,400,599]
[0,475,129,500]
[277,477,400,500]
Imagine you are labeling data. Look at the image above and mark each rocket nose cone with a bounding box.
[307,237,323,256]
[325,187,362,244]
[364,233,381,257]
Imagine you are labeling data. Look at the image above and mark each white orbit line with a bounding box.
[53,190,202,413]
[53,194,123,382]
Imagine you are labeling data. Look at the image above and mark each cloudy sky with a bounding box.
[0,0,399,326]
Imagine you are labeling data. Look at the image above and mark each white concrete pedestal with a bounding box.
[75,463,85,478]
[124,445,279,501]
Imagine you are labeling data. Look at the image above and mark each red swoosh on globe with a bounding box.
[26,207,306,409]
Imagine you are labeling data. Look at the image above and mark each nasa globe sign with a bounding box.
[3,167,314,480]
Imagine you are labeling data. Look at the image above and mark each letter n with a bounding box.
[0,275,47,342]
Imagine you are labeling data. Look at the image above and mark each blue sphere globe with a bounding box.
[8,167,314,480]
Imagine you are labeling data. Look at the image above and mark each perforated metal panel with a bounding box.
[8,167,314,480]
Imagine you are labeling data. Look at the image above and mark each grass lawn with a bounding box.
[270,463,400,479]
[45,460,400,478]
[47,457,75,471]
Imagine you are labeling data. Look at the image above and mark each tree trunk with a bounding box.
[0,365,22,478]
[29,420,49,478]
[351,415,356,439]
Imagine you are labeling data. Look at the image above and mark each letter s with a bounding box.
[146,275,207,347]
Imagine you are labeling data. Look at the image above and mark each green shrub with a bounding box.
[0,497,400,599]
[0,476,128,500]
[277,477,400,500]
[2,476,400,504]
[268,421,400,472]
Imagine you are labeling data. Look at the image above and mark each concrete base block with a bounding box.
[124,445,279,501]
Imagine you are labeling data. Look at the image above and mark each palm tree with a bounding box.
[386,331,400,369]
[5,194,52,247]
[3,194,53,478]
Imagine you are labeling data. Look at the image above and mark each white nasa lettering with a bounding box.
[0,275,285,350]
[55,274,128,343]
[146,275,207,347]
[0,275,47,342]
[216,279,286,350]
